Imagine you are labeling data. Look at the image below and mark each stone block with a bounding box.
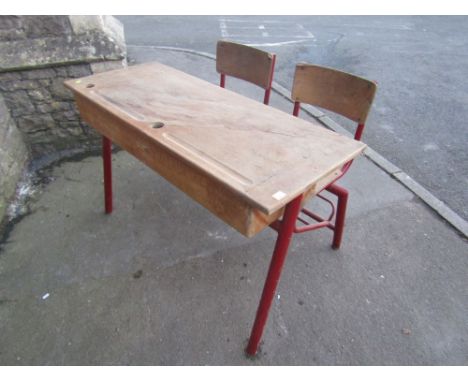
[0,16,25,40]
[67,64,92,79]
[62,110,79,121]
[17,114,56,134]
[51,108,77,122]
[22,16,72,39]
[0,79,37,92]
[22,68,56,80]
[37,102,73,115]
[28,88,52,102]
[68,16,103,35]
[35,103,53,114]
[49,78,75,101]
[55,66,69,77]
[0,71,22,82]
[3,90,35,117]
[38,79,52,87]
[90,60,126,74]
[61,122,84,136]
[0,15,22,31]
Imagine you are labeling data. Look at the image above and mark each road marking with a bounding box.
[245,39,314,47]
[219,19,228,38]
[298,24,315,38]
[218,18,316,46]
[221,18,291,24]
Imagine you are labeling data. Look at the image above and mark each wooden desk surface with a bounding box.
[65,62,366,237]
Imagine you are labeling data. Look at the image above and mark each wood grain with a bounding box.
[216,40,275,89]
[292,63,377,124]
[65,61,366,237]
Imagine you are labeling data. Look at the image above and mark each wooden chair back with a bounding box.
[216,40,276,90]
[291,63,377,124]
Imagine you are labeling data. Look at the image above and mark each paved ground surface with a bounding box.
[117,15,468,222]
[0,50,466,365]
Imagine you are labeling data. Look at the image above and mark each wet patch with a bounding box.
[0,146,121,252]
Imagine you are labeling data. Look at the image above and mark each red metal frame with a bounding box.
[220,73,226,88]
[327,183,348,249]
[262,54,276,105]
[244,103,366,356]
[102,135,113,214]
[290,101,366,250]
[245,184,351,356]
[246,194,303,356]
[293,101,301,117]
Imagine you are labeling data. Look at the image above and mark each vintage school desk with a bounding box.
[65,62,366,356]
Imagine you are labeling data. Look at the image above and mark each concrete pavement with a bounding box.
[0,49,467,365]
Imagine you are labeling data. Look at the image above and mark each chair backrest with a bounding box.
[216,40,276,104]
[291,63,377,125]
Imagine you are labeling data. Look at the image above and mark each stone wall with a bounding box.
[0,15,127,157]
[0,64,96,157]
[0,94,28,220]
[0,15,127,224]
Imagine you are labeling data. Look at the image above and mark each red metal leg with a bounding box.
[354,123,365,141]
[220,74,226,88]
[246,194,303,356]
[293,101,301,117]
[263,88,272,105]
[102,135,113,214]
[263,54,276,105]
[327,183,348,249]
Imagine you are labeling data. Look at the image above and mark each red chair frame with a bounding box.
[246,64,376,356]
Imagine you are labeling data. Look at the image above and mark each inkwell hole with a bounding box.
[152,122,165,129]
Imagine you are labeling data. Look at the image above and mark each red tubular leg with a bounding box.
[354,123,365,141]
[220,74,226,88]
[263,88,272,105]
[263,54,276,105]
[102,135,113,214]
[327,183,348,249]
[293,101,301,117]
[246,194,303,356]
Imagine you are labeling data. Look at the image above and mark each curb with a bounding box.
[128,44,468,238]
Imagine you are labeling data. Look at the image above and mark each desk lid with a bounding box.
[65,61,366,214]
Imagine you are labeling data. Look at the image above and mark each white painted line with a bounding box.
[228,35,316,39]
[224,26,274,30]
[220,19,291,24]
[229,32,317,43]
[297,24,315,38]
[245,39,313,47]
[219,18,229,38]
